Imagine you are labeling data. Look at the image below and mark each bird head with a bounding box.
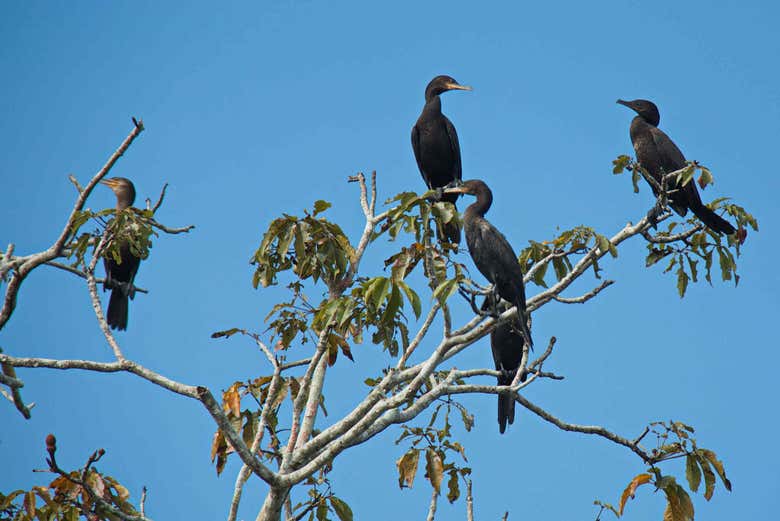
[617,99,660,126]
[425,75,472,100]
[100,177,136,208]
[445,179,486,196]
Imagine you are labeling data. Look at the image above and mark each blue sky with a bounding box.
[1,1,778,519]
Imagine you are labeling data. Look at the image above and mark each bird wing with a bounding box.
[650,126,706,210]
[649,126,686,173]
[444,116,462,182]
[410,124,432,189]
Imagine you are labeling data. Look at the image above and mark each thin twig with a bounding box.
[552,280,614,304]
[140,486,147,518]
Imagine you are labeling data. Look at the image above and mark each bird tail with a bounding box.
[689,201,736,235]
[498,392,514,434]
[497,370,515,434]
[106,289,129,331]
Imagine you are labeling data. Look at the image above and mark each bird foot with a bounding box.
[646,202,665,230]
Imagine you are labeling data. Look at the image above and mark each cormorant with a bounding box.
[448,179,533,348]
[412,75,472,245]
[100,177,141,331]
[617,99,736,235]
[491,311,527,434]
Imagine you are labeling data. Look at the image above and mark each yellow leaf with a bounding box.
[224,384,242,418]
[618,473,652,515]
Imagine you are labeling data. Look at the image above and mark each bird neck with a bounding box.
[115,199,133,211]
[629,116,654,140]
[465,189,492,219]
[423,95,442,114]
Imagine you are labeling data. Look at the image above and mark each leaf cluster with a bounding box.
[644,200,758,297]
[210,375,310,475]
[1,466,137,521]
[604,421,731,521]
[288,477,353,521]
[518,225,617,287]
[251,200,353,289]
[395,401,473,504]
[68,207,157,270]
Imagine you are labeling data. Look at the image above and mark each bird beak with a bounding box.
[444,185,468,195]
[616,99,632,108]
[100,178,120,191]
[446,82,473,92]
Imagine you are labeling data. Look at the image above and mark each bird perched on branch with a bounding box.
[490,307,528,434]
[447,179,533,349]
[412,75,472,246]
[616,99,735,235]
[100,177,141,331]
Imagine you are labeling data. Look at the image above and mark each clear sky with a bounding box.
[1,1,778,520]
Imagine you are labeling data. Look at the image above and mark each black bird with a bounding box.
[101,177,141,331]
[490,310,527,434]
[412,75,472,245]
[617,99,735,235]
[448,179,533,348]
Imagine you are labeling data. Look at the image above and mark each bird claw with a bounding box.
[646,202,664,230]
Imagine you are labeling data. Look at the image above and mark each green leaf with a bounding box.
[612,154,631,174]
[676,265,689,298]
[677,163,696,187]
[646,248,671,267]
[685,454,702,493]
[596,234,611,256]
[313,200,332,215]
[698,167,714,190]
[397,280,422,319]
[316,500,328,521]
[210,328,242,339]
[365,277,391,311]
[432,279,458,307]
[329,496,353,521]
[631,167,641,193]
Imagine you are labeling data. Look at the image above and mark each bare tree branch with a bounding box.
[553,279,614,304]
[426,489,438,521]
[516,394,654,463]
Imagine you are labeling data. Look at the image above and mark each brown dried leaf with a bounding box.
[224,384,242,418]
[425,448,444,495]
[618,473,652,515]
[396,449,420,489]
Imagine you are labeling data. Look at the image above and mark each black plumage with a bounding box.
[491,315,527,434]
[101,177,141,331]
[449,179,533,348]
[617,99,735,235]
[412,75,472,245]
